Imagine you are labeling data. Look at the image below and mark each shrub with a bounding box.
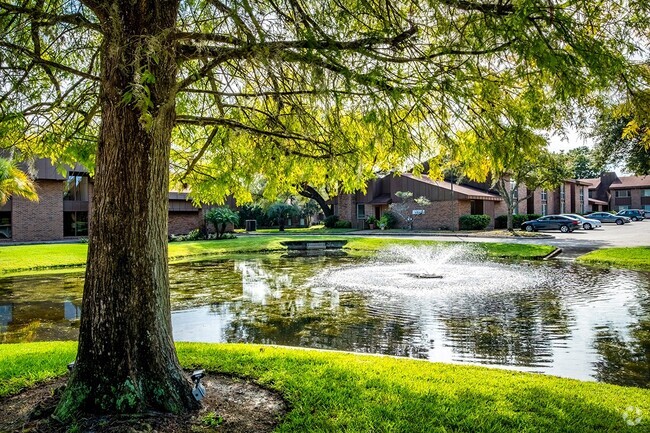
[379,211,398,229]
[205,207,239,238]
[237,204,272,228]
[495,213,542,229]
[366,216,378,225]
[323,215,340,228]
[266,202,299,231]
[334,220,352,229]
[459,214,491,230]
[169,228,203,242]
[186,228,202,240]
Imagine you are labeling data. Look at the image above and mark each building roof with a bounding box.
[607,176,650,189]
[582,178,601,189]
[588,198,609,206]
[567,179,593,186]
[367,194,392,205]
[402,174,503,201]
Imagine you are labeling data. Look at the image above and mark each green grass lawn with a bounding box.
[576,247,650,271]
[1,342,648,432]
[0,236,556,276]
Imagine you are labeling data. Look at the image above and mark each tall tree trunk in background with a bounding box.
[299,183,333,217]
[55,0,198,419]
[496,179,516,231]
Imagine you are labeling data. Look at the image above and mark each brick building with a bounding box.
[337,173,505,231]
[336,173,591,231]
[584,172,650,212]
[0,159,231,242]
[512,179,590,217]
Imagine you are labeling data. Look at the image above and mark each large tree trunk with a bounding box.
[55,0,198,419]
[299,183,333,217]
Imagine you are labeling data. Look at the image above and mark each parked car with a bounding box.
[586,212,631,225]
[521,215,580,233]
[561,214,602,230]
[616,209,645,221]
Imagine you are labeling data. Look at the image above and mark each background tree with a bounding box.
[592,111,650,175]
[297,198,320,226]
[205,207,239,238]
[298,183,334,218]
[562,146,604,179]
[0,0,646,422]
[0,157,38,205]
[493,150,569,231]
[266,202,299,231]
[389,191,431,230]
[449,124,570,231]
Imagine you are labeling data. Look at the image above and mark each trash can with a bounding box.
[245,219,257,232]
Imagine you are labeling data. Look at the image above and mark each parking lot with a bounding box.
[361,219,650,256]
[553,219,648,244]
[522,218,650,254]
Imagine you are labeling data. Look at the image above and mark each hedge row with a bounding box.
[459,214,491,230]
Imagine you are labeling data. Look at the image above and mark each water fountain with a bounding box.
[314,244,550,295]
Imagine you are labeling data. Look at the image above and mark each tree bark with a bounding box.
[496,179,515,231]
[299,183,333,217]
[55,0,198,419]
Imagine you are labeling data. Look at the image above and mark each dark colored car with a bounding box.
[616,209,645,221]
[586,212,631,225]
[521,215,580,233]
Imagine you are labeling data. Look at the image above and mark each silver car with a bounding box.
[561,214,602,230]
[586,212,631,225]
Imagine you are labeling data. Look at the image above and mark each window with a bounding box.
[644,205,650,212]
[559,185,566,214]
[618,205,629,211]
[64,211,88,237]
[64,175,89,201]
[0,211,11,239]
[615,190,630,198]
[541,203,547,216]
[579,188,585,214]
[356,203,366,220]
[541,190,547,201]
[643,189,650,197]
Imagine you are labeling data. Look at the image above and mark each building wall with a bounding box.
[642,189,650,211]
[337,194,355,225]
[482,201,497,229]
[12,180,64,241]
[407,200,471,231]
[168,212,203,236]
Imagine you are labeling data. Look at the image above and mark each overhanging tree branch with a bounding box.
[176,115,327,145]
[0,1,101,31]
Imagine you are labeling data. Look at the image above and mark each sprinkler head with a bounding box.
[191,369,206,401]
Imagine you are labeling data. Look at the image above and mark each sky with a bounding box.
[548,128,593,153]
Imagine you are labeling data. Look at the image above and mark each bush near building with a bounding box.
[459,214,491,230]
[323,215,340,228]
[379,211,399,229]
[334,220,352,228]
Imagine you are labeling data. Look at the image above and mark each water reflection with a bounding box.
[0,254,649,388]
[593,283,650,388]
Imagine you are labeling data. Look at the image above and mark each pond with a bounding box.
[0,245,648,388]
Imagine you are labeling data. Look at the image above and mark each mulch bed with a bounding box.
[0,374,287,433]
